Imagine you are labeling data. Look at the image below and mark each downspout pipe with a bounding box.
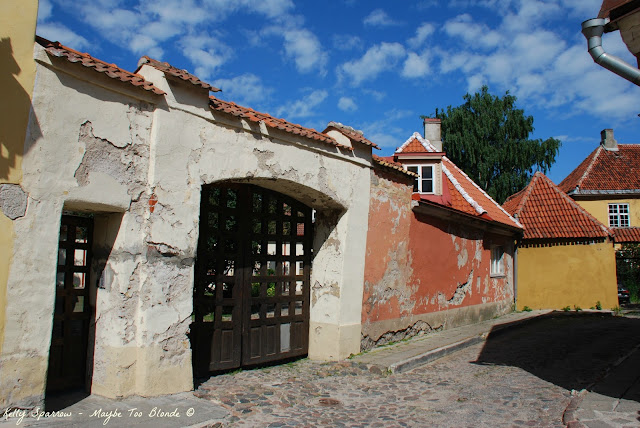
[582,18,640,86]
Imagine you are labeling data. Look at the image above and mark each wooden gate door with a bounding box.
[192,184,312,374]
[47,215,93,392]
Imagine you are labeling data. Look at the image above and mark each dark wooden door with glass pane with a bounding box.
[47,215,93,392]
[192,184,312,374]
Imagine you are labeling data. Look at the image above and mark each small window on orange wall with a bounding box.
[491,246,504,276]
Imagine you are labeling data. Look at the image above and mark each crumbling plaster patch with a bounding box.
[361,319,437,351]
[0,184,28,220]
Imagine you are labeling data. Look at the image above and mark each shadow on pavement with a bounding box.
[474,312,640,401]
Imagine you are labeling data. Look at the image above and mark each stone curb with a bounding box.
[376,311,554,374]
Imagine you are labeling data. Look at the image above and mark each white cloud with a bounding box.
[407,23,435,49]
[340,42,406,85]
[443,14,501,49]
[36,22,90,50]
[240,0,295,19]
[332,34,362,51]
[277,89,328,119]
[363,89,387,102]
[282,29,328,74]
[37,0,53,22]
[338,97,358,112]
[363,9,400,27]
[179,35,231,79]
[402,52,430,78]
[213,74,273,105]
[361,109,414,148]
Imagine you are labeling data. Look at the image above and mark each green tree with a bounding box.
[428,86,561,204]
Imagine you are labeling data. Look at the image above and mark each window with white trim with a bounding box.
[406,165,434,194]
[491,246,504,276]
[608,203,630,228]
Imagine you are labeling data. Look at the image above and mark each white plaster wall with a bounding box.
[0,45,373,408]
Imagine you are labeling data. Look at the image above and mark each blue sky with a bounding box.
[36,0,639,184]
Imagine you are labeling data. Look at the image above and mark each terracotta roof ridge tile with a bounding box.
[323,122,380,149]
[137,56,221,92]
[576,145,603,190]
[444,156,522,228]
[441,162,485,215]
[541,173,612,237]
[35,35,166,96]
[510,172,541,218]
[372,154,417,177]
[396,132,436,153]
[209,95,352,151]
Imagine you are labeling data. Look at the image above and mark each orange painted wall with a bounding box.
[362,168,515,327]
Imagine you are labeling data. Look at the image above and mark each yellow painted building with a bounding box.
[559,129,640,246]
[504,172,618,310]
[0,0,39,354]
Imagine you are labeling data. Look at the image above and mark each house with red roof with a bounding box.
[361,119,523,348]
[558,129,640,245]
[503,172,618,310]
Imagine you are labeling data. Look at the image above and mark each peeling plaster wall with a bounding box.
[0,45,371,408]
[362,168,515,349]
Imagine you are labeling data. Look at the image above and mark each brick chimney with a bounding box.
[601,128,618,151]
[424,118,443,151]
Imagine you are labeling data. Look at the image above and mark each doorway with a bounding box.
[191,183,312,375]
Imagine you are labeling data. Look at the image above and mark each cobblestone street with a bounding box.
[197,343,570,427]
[197,314,640,427]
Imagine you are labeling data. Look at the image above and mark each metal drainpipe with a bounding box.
[582,18,640,86]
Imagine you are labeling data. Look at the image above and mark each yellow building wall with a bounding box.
[0,0,39,355]
[517,241,619,310]
[575,198,640,228]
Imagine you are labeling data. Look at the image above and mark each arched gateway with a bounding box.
[191,183,313,374]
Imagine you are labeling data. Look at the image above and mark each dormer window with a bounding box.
[407,165,434,194]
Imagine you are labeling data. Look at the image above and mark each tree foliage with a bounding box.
[429,86,561,204]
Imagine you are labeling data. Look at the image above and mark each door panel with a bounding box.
[192,184,312,374]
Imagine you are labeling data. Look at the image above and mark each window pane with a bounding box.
[422,166,433,179]
[422,179,433,193]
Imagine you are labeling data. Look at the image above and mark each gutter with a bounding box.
[582,18,640,86]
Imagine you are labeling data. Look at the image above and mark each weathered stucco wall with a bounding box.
[516,241,618,310]
[0,0,38,363]
[0,44,371,409]
[362,168,515,349]
[574,198,640,228]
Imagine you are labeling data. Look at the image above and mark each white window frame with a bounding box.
[608,203,630,228]
[491,246,505,277]
[406,164,435,194]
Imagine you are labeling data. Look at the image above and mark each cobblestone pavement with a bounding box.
[197,314,640,427]
[197,343,571,427]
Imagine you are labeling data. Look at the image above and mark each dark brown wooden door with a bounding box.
[47,215,93,392]
[192,184,312,374]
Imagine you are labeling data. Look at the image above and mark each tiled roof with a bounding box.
[372,155,417,177]
[396,132,436,153]
[503,172,610,240]
[136,56,220,92]
[440,157,522,229]
[209,96,352,151]
[35,36,165,96]
[559,145,640,194]
[323,122,380,149]
[598,0,633,18]
[611,227,640,243]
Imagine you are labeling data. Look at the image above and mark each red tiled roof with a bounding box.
[372,155,417,177]
[209,96,352,151]
[612,227,640,242]
[558,145,640,194]
[396,133,434,154]
[441,158,521,229]
[598,0,633,18]
[136,56,220,92]
[503,172,610,240]
[35,36,165,96]
[323,122,380,149]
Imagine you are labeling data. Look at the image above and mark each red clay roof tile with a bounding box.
[35,36,165,96]
[611,227,640,242]
[372,155,417,177]
[323,122,380,149]
[559,145,640,194]
[503,172,611,240]
[209,96,352,151]
[136,56,220,92]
